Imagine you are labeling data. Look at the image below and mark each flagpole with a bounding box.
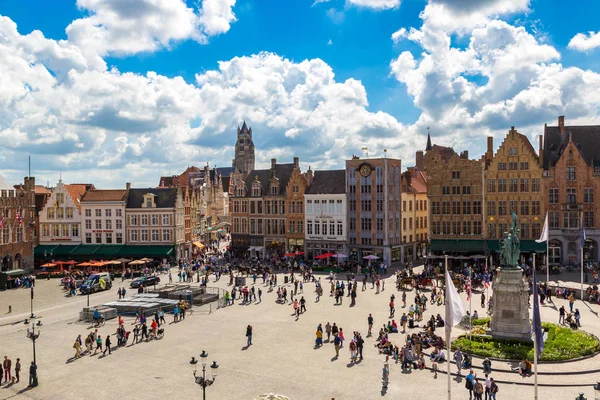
[469,265,472,344]
[546,240,549,284]
[581,212,585,302]
[445,254,451,400]
[534,329,539,400]
[581,243,584,302]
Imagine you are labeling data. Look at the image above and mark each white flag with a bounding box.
[445,269,466,335]
[535,213,548,243]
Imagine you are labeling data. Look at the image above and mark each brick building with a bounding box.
[542,116,600,265]
[229,158,299,258]
[423,139,485,254]
[345,156,403,265]
[484,128,546,259]
[0,175,35,272]
[286,158,309,253]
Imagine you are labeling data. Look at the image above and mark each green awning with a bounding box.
[93,245,125,257]
[70,245,102,257]
[52,245,81,257]
[34,245,59,257]
[430,239,544,254]
[115,245,174,258]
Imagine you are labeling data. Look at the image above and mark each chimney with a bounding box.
[538,134,544,167]
[126,182,131,190]
[487,137,493,153]
[558,116,565,134]
[460,150,469,159]
[415,151,424,171]
[271,158,277,168]
[293,157,299,168]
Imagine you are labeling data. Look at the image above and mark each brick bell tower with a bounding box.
[232,121,255,176]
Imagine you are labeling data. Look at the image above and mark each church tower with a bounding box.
[232,121,255,175]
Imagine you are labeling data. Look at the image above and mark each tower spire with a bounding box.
[425,127,432,151]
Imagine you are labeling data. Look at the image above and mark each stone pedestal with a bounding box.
[488,268,531,340]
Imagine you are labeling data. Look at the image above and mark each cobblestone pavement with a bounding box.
[0,269,598,400]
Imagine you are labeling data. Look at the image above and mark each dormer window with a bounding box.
[142,194,156,208]
[271,185,278,195]
[252,182,261,197]
[237,187,244,197]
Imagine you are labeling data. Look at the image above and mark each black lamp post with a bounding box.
[190,350,219,400]
[26,322,41,387]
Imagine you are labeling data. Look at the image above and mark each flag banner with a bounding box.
[484,273,490,289]
[466,276,472,301]
[536,213,548,243]
[445,269,466,336]
[581,223,586,249]
[531,268,544,355]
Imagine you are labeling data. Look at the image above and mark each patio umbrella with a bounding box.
[77,262,91,267]
[331,253,347,258]
[128,260,145,265]
[363,255,379,260]
[315,252,335,259]
[41,263,57,268]
[294,251,305,256]
[139,257,153,262]
[283,253,295,257]
[60,260,77,265]
[114,258,132,263]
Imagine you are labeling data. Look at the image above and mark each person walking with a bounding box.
[331,323,339,341]
[465,369,476,400]
[0,359,3,386]
[568,293,575,312]
[293,299,300,319]
[325,322,332,342]
[103,335,112,355]
[368,314,374,336]
[473,378,484,400]
[481,292,486,309]
[73,335,82,359]
[489,377,498,400]
[300,296,306,313]
[3,356,11,383]
[356,332,364,360]
[454,347,464,376]
[382,356,390,389]
[333,333,341,357]
[315,324,323,347]
[246,325,253,346]
[94,335,103,355]
[258,287,262,303]
[559,305,566,324]
[14,359,20,383]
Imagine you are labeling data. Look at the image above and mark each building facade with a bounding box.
[38,181,94,246]
[542,116,600,265]
[346,157,403,265]
[80,188,128,245]
[484,128,545,256]
[400,167,428,262]
[304,170,346,259]
[229,158,305,258]
[0,176,35,272]
[125,188,184,260]
[286,158,309,253]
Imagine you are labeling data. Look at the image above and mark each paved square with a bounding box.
[0,270,598,400]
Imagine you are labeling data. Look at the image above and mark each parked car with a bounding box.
[80,273,112,294]
[130,276,160,288]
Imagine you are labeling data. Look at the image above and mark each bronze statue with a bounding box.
[500,212,521,269]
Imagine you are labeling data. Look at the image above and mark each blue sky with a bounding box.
[1,0,600,188]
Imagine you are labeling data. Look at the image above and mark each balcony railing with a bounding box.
[561,203,582,211]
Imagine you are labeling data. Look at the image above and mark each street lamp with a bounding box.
[26,321,41,387]
[593,381,600,400]
[190,350,219,400]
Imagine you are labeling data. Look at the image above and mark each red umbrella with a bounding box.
[315,252,335,259]
[294,251,305,256]
[283,253,295,257]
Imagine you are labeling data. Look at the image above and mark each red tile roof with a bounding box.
[80,189,127,202]
[65,184,95,210]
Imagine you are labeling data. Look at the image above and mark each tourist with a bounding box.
[402,291,407,308]
[3,356,11,383]
[0,359,3,386]
[568,293,575,312]
[338,328,345,348]
[389,300,395,318]
[93,334,102,355]
[482,357,492,374]
[453,347,464,376]
[325,322,332,342]
[473,378,484,400]
[300,296,306,313]
[246,325,253,346]
[575,308,581,326]
[489,377,499,400]
[141,323,148,341]
[331,323,339,340]
[14,358,20,383]
[465,369,476,400]
[293,299,299,318]
[28,361,36,387]
[258,287,262,303]
[481,292,486,309]
[73,335,82,359]
[400,313,408,333]
[333,333,341,357]
[315,324,323,347]
[559,305,566,324]
[356,332,364,360]
[484,373,491,399]
[368,314,374,336]
[473,310,479,319]
[382,356,390,389]
[103,335,112,355]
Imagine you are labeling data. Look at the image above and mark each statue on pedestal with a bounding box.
[500,213,521,270]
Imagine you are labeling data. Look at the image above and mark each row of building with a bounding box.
[1,116,598,272]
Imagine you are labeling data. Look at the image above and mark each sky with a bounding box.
[1,0,600,188]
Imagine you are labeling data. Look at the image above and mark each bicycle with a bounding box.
[94,316,106,327]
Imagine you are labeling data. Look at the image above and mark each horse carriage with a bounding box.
[436,274,464,292]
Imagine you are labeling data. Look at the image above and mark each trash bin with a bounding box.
[284,276,289,284]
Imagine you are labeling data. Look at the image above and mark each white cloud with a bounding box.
[347,0,401,9]
[568,31,600,52]
[66,0,237,57]
[391,27,407,43]
[326,8,345,24]
[0,15,421,188]
[328,39,333,45]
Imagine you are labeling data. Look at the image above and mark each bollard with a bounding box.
[8,305,11,313]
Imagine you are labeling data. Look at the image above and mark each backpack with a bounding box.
[465,379,473,390]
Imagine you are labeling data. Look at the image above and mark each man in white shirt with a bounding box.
[485,374,492,400]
